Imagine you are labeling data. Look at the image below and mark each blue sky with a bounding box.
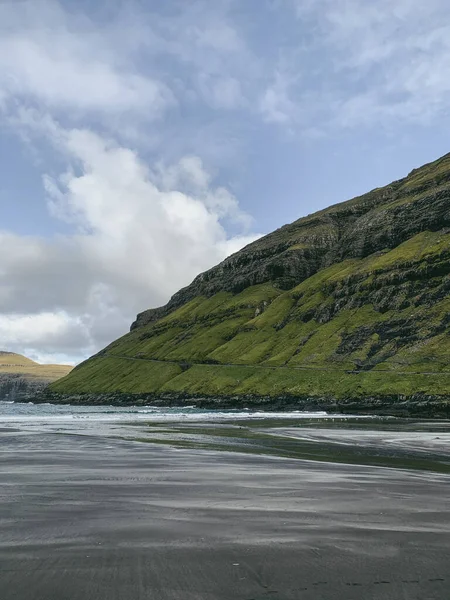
[1,0,450,364]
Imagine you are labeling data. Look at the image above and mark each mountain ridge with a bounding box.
[131,152,450,329]
[47,152,450,415]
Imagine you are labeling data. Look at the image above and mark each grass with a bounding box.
[158,363,450,398]
[50,356,181,393]
[0,352,72,381]
[400,152,450,190]
[51,153,450,402]
[53,227,450,398]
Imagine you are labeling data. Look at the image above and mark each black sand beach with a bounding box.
[0,423,449,600]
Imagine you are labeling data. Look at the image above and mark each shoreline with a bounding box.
[29,390,450,418]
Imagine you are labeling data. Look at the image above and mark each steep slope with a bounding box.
[0,352,72,402]
[50,153,450,414]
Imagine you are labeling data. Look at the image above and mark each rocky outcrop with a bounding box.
[132,153,450,330]
[37,389,450,419]
[0,374,51,402]
[0,352,72,402]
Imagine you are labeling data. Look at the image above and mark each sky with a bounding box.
[1,0,450,365]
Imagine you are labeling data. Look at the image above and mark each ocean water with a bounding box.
[0,400,333,424]
[1,400,449,472]
[0,400,338,438]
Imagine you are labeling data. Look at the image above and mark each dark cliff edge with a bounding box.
[0,374,51,402]
[131,154,450,331]
[0,352,73,402]
[35,389,450,419]
[48,152,450,416]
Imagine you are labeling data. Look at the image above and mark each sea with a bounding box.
[0,400,331,424]
[1,400,449,472]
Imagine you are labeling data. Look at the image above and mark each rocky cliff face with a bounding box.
[0,352,72,402]
[132,153,450,330]
[50,153,450,412]
[0,374,50,402]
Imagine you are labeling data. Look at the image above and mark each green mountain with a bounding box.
[49,153,450,415]
[0,351,72,402]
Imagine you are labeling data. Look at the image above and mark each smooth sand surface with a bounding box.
[0,430,449,600]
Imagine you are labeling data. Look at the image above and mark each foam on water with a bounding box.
[0,400,332,426]
[2,402,448,470]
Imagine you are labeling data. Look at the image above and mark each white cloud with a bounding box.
[0,124,261,363]
[288,0,450,129]
[0,37,173,114]
[0,0,265,364]
[0,312,87,362]
[259,71,297,124]
[194,21,244,54]
[153,155,252,227]
[198,75,244,109]
[0,0,174,119]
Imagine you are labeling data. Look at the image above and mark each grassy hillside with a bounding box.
[0,352,73,402]
[51,153,450,406]
[0,352,73,380]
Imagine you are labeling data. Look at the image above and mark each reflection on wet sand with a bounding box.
[0,411,449,599]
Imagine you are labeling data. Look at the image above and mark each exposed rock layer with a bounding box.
[132,154,450,329]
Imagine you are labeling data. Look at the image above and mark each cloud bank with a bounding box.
[0,122,259,364]
[0,1,266,363]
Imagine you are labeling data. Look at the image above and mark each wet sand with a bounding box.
[0,429,449,600]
